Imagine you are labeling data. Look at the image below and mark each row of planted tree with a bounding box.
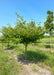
[0,10,54,59]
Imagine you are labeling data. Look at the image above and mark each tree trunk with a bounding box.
[50,33,52,51]
[25,44,27,60]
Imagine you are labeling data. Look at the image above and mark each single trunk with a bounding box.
[50,33,52,51]
[25,44,27,60]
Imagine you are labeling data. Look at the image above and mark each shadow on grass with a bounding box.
[8,45,18,49]
[45,45,51,48]
[3,45,18,51]
[18,50,48,64]
[3,46,12,50]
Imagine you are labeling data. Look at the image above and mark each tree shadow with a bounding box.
[7,45,18,49]
[3,46,11,50]
[17,50,48,65]
[45,45,51,48]
[3,44,18,51]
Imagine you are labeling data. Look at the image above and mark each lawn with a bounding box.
[0,43,22,75]
[0,40,54,74]
[7,43,54,73]
[37,37,54,44]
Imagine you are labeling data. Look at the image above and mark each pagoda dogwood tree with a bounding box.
[15,13,45,60]
[1,13,45,60]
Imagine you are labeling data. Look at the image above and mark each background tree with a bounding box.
[0,23,21,48]
[44,10,54,50]
[0,36,5,44]
[0,24,14,48]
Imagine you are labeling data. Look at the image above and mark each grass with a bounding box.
[37,37,54,43]
[0,44,22,75]
[32,66,38,72]
[1,39,54,73]
[34,43,54,49]
[9,44,54,73]
[37,63,45,68]
[30,63,38,72]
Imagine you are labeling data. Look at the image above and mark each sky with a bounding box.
[0,0,54,30]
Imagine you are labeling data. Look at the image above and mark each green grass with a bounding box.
[1,40,54,73]
[34,43,54,49]
[0,44,22,75]
[38,37,54,43]
[9,44,54,73]
[32,64,38,72]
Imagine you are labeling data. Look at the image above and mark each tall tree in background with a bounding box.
[44,10,54,50]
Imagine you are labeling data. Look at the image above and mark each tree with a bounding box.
[15,13,45,60]
[0,24,14,48]
[44,10,54,51]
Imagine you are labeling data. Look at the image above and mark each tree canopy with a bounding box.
[44,10,54,33]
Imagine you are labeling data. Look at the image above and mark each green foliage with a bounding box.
[1,13,45,47]
[44,10,54,34]
[0,36,5,42]
[15,13,45,45]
